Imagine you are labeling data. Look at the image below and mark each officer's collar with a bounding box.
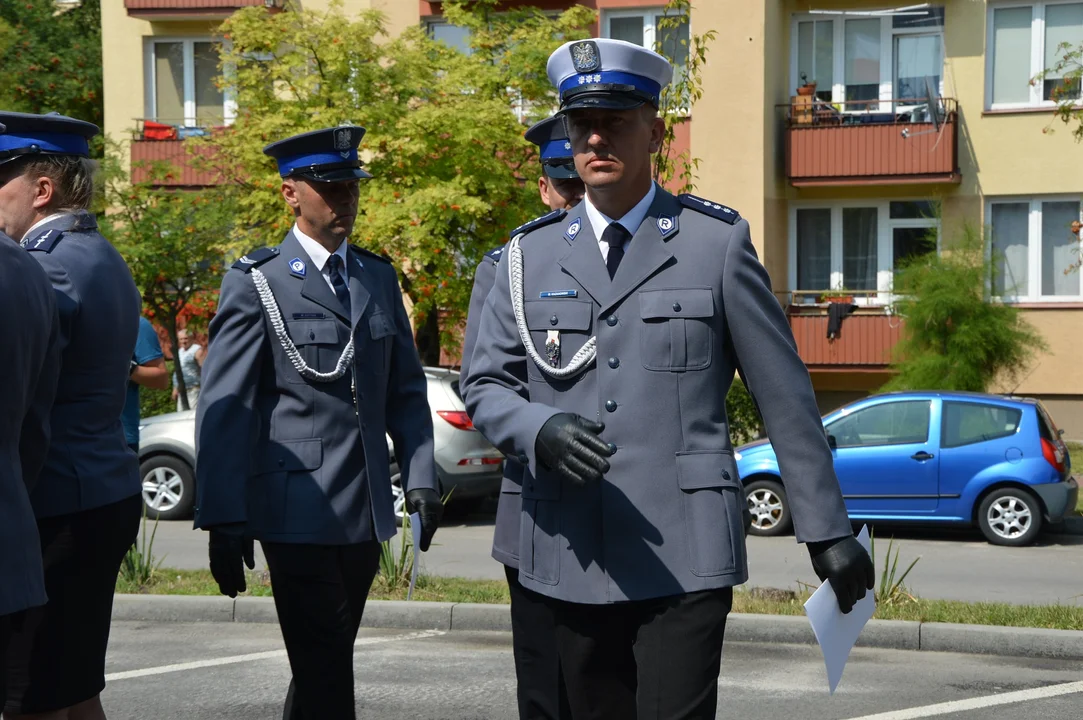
[19,210,95,244]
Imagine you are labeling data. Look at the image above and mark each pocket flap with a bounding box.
[254,439,323,474]
[639,287,715,320]
[676,450,741,491]
[369,312,395,339]
[524,299,593,331]
[286,319,339,346]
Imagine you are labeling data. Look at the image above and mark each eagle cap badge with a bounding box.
[570,41,601,73]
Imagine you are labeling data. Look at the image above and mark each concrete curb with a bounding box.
[113,595,1083,661]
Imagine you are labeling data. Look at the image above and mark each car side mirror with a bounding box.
[826,431,837,450]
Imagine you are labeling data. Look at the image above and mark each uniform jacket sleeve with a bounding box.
[19,292,60,495]
[30,253,79,353]
[384,269,437,495]
[721,221,852,544]
[193,269,266,529]
[461,243,561,477]
[459,258,495,386]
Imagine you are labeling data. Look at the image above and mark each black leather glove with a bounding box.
[808,535,876,614]
[406,488,443,552]
[534,413,613,486]
[208,524,254,598]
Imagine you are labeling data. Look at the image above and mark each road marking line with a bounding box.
[105,629,446,682]
[842,679,1083,720]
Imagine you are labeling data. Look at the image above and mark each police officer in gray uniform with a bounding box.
[194,125,442,719]
[462,114,582,720]
[0,213,61,708]
[0,111,143,719]
[462,40,874,719]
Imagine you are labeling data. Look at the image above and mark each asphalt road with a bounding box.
[147,503,1083,605]
[100,621,1083,719]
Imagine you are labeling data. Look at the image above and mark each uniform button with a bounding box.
[518,453,528,464]
[607,443,617,455]
[608,357,620,369]
[605,400,617,412]
[606,315,618,327]
[672,302,682,312]
[722,470,731,480]
[550,315,559,325]
[309,330,316,340]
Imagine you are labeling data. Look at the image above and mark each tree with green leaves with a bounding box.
[102,151,236,411]
[198,0,595,364]
[880,223,1046,394]
[0,0,103,132]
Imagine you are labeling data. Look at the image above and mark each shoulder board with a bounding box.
[678,194,741,225]
[21,228,66,253]
[510,208,566,239]
[231,247,279,272]
[350,246,392,265]
[484,246,504,264]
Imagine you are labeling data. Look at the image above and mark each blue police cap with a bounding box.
[547,38,673,112]
[262,125,372,182]
[0,111,99,167]
[523,116,578,180]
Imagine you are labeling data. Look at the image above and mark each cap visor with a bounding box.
[543,163,579,180]
[560,94,647,112]
[297,167,372,182]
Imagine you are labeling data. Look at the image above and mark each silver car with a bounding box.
[137,367,504,522]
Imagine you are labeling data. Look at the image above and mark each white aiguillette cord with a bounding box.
[507,232,596,379]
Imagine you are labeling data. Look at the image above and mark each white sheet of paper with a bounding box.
[407,511,422,601]
[802,524,876,695]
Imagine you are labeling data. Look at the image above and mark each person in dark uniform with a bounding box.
[0,111,143,720]
[462,39,875,719]
[0,217,61,709]
[194,125,443,720]
[461,115,582,720]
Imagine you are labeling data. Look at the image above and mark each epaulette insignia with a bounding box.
[351,246,391,264]
[232,247,279,272]
[510,208,566,239]
[485,246,504,264]
[22,228,65,253]
[678,194,741,225]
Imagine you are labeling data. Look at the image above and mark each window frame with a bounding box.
[789,8,946,114]
[985,194,1083,302]
[985,1,1083,111]
[825,399,934,449]
[602,7,690,67]
[940,401,1023,449]
[789,199,942,304]
[144,36,236,128]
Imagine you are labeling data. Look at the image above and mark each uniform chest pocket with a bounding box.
[524,299,594,381]
[638,288,715,372]
[284,319,343,384]
[366,311,395,376]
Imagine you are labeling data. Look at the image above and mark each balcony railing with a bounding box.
[124,0,271,15]
[781,96,960,187]
[778,290,904,370]
[130,118,226,187]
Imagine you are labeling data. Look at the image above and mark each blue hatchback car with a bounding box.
[734,391,1078,546]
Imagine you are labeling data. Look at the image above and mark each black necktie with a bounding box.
[327,254,350,314]
[602,223,630,279]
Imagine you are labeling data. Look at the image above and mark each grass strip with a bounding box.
[117,569,1083,631]
[1068,442,1083,515]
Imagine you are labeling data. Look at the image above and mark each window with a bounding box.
[987,2,1083,109]
[941,402,1022,448]
[604,9,690,68]
[790,200,939,300]
[827,400,932,448]
[426,20,473,55]
[988,197,1083,300]
[145,38,233,127]
[792,6,944,111]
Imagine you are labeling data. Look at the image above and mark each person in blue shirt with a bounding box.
[123,316,169,454]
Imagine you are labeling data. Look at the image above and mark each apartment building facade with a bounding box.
[101,1,1083,435]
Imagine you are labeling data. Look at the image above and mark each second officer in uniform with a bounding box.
[194,125,443,719]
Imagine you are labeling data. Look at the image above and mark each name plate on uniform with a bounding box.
[540,290,578,298]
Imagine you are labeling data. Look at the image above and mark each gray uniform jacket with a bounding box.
[193,231,437,545]
[462,186,852,604]
[22,212,142,519]
[461,247,522,569]
[0,234,60,616]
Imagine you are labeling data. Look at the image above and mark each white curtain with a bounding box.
[991,203,1030,297]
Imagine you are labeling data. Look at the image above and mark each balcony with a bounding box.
[781,291,904,371]
[124,0,274,19]
[130,119,225,187]
[782,96,960,187]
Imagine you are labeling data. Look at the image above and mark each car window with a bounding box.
[1035,402,1061,444]
[941,402,1022,449]
[826,400,931,448]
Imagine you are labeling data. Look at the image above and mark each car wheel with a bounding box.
[140,455,195,521]
[744,478,792,537]
[977,488,1042,546]
[390,462,406,527]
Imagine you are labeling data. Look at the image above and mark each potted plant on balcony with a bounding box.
[818,287,854,304]
[797,72,817,97]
